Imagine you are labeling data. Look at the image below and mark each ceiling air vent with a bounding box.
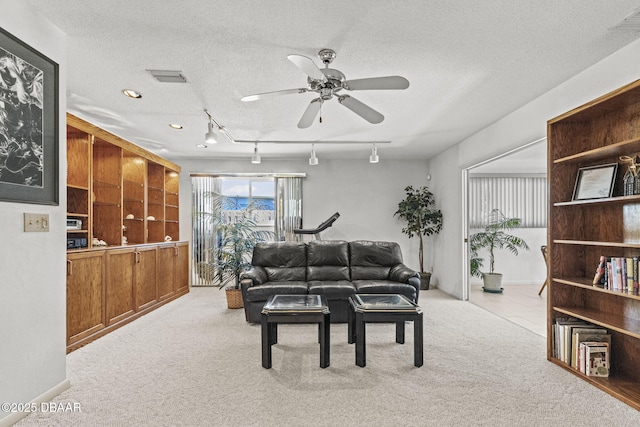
[610,8,640,32]
[146,69,187,83]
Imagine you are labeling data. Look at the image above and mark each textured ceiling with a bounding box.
[25,0,640,161]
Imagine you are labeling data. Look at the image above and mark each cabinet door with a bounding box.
[67,251,105,345]
[135,246,158,310]
[175,242,189,293]
[105,248,136,325]
[157,244,176,301]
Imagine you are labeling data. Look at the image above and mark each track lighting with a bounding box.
[251,143,261,164]
[309,144,318,166]
[369,143,379,163]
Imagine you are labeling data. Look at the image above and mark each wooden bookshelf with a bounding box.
[548,79,640,410]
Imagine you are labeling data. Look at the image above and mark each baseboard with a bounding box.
[0,379,70,427]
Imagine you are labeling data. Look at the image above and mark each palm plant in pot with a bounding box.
[394,185,443,290]
[200,193,273,308]
[469,208,529,293]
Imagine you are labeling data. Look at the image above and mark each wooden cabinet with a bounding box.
[134,245,158,311]
[105,248,136,325]
[548,79,640,410]
[66,243,189,353]
[66,114,181,248]
[65,114,189,353]
[156,242,189,300]
[66,250,106,344]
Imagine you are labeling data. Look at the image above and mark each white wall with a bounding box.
[177,157,431,275]
[428,37,640,299]
[0,1,68,425]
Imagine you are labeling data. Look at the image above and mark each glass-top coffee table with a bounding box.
[348,294,423,367]
[261,294,330,369]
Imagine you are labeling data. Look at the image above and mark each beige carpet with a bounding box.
[15,288,640,426]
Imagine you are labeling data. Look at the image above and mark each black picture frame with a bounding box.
[0,28,58,205]
[572,163,618,201]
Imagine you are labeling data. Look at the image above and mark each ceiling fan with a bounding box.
[241,48,410,128]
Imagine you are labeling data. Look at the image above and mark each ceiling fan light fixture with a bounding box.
[309,144,318,166]
[369,143,379,163]
[251,143,261,164]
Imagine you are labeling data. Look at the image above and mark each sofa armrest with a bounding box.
[389,263,419,283]
[390,264,421,303]
[240,266,268,286]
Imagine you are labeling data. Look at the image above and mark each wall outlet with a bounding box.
[24,213,49,232]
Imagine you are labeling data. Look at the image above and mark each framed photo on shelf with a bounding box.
[0,28,59,205]
[572,163,618,201]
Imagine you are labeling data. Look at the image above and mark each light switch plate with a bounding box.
[24,213,49,232]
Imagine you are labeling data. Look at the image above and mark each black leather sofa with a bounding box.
[240,240,420,323]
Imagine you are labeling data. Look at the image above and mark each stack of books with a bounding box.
[553,318,610,377]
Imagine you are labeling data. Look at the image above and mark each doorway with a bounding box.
[463,138,548,336]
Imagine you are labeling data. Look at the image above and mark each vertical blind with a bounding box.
[274,177,303,241]
[469,176,547,228]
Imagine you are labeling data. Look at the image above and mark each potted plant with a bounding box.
[201,194,273,308]
[394,185,443,290]
[469,208,529,292]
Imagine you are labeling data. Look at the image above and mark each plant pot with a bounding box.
[225,288,244,309]
[482,273,503,293]
[419,272,432,290]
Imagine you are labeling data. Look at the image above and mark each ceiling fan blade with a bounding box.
[338,95,384,124]
[287,54,326,81]
[345,76,410,91]
[241,88,307,102]
[297,98,323,128]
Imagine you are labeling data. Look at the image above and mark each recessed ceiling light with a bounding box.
[122,89,142,99]
[196,144,207,148]
[169,124,183,129]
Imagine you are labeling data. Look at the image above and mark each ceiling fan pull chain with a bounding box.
[319,104,323,123]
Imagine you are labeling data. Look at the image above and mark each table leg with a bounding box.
[320,313,330,368]
[414,313,423,367]
[270,322,277,345]
[261,314,272,369]
[355,312,366,367]
[396,321,405,344]
[348,302,355,344]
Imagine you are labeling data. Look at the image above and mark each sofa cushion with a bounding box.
[252,241,307,281]
[244,281,309,302]
[308,280,356,300]
[349,240,404,280]
[352,280,417,301]
[307,240,350,281]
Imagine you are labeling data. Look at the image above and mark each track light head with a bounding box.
[309,144,318,166]
[369,143,379,163]
[205,121,218,144]
[251,143,261,164]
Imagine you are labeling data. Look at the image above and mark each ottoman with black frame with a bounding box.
[261,294,330,369]
[348,294,423,367]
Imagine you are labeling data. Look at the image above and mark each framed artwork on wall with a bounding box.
[0,27,59,205]
[572,163,618,201]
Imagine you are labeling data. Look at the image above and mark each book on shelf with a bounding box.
[593,255,640,295]
[579,342,610,377]
[572,329,610,370]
